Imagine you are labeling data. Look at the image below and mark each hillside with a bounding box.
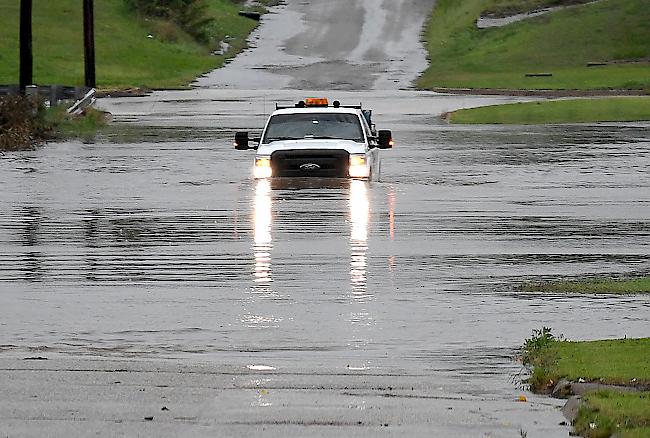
[0,0,259,89]
[417,0,650,91]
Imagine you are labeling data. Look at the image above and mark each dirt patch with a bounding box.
[481,0,598,19]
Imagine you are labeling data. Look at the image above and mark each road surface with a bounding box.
[1,1,649,437]
[196,0,436,90]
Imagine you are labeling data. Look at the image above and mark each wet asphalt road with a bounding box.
[196,0,435,90]
[2,0,650,436]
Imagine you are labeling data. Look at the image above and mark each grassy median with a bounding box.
[417,0,650,91]
[0,0,260,89]
[450,97,650,124]
[521,329,650,438]
[521,276,650,294]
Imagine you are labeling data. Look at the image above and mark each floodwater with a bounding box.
[2,0,650,434]
[1,88,649,436]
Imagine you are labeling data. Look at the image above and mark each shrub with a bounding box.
[521,326,556,365]
[0,95,53,151]
[521,327,560,392]
[152,20,180,42]
[124,0,215,43]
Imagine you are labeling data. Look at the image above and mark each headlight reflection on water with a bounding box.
[349,180,369,298]
[244,180,280,336]
[253,179,272,288]
[251,179,372,298]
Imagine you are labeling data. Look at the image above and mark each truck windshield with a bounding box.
[263,113,364,143]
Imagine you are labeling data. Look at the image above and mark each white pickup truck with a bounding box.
[234,98,393,180]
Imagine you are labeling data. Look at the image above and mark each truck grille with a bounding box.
[271,149,349,177]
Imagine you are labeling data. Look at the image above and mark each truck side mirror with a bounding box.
[234,131,249,150]
[235,131,249,151]
[378,130,393,149]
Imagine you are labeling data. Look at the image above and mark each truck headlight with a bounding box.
[349,155,369,178]
[254,156,272,179]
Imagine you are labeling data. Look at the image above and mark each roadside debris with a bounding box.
[238,11,261,20]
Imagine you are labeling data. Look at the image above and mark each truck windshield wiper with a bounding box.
[266,136,300,142]
[304,135,339,139]
[309,135,365,142]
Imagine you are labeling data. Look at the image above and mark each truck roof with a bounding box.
[271,107,361,116]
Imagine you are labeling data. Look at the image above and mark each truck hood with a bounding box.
[257,139,366,156]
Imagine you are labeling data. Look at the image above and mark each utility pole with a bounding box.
[83,0,96,88]
[19,0,33,93]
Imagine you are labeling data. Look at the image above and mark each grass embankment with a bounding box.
[417,0,650,92]
[522,329,650,438]
[450,97,650,124]
[521,276,650,294]
[0,0,262,89]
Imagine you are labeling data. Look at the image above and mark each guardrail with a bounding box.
[0,84,91,106]
[66,88,96,115]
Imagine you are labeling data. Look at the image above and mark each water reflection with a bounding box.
[251,179,372,297]
[22,207,44,282]
[388,187,396,241]
[252,180,273,292]
[349,180,369,298]
[21,206,41,247]
[387,186,398,286]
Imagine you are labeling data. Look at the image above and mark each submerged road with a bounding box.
[1,1,650,437]
[196,0,436,90]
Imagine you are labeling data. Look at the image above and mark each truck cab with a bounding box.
[234,98,393,180]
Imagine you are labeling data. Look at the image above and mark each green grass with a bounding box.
[620,428,650,438]
[44,105,109,141]
[451,97,650,124]
[550,339,650,386]
[521,275,650,294]
[0,0,259,89]
[521,331,650,390]
[573,391,650,438]
[417,0,650,91]
[522,331,650,438]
